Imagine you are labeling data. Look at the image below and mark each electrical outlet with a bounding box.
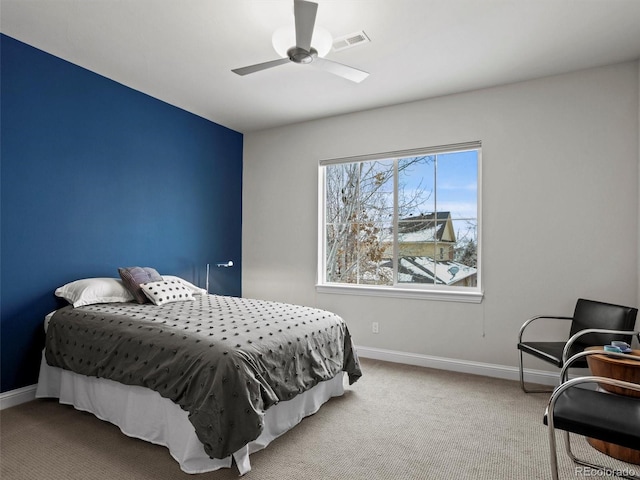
[372,322,379,334]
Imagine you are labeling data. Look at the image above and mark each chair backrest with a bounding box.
[569,298,638,347]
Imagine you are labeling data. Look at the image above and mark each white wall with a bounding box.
[243,61,639,372]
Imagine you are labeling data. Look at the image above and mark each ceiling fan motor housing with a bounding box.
[287,46,318,64]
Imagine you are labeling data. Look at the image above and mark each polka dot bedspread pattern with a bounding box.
[45,294,362,459]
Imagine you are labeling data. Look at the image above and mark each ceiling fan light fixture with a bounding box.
[272,25,332,58]
[233,0,368,82]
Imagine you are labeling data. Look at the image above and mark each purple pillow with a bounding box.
[118,266,163,304]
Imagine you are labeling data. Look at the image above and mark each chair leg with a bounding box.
[519,350,554,393]
[562,432,640,480]
[549,421,561,480]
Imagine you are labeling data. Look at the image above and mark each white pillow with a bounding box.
[161,275,207,295]
[140,279,195,306]
[55,278,134,307]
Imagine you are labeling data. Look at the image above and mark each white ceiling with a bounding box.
[2,1,640,133]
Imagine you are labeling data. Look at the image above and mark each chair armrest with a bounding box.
[518,315,573,343]
[562,329,640,365]
[559,348,640,383]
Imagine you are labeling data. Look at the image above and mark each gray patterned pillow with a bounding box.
[140,280,195,306]
[118,266,163,304]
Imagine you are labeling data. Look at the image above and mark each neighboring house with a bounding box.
[397,212,457,260]
[380,212,478,287]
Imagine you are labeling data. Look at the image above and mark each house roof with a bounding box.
[382,256,477,286]
[397,212,453,244]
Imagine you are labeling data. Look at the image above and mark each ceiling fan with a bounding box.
[231,0,369,83]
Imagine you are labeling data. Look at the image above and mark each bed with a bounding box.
[35,272,361,475]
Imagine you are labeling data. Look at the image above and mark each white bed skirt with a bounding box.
[36,354,345,475]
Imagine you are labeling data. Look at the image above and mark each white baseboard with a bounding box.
[355,345,560,387]
[0,384,37,410]
[0,348,558,410]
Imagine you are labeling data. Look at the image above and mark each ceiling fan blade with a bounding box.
[232,57,290,76]
[294,0,318,52]
[313,57,369,83]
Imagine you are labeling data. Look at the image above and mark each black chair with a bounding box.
[518,298,638,392]
[544,350,640,480]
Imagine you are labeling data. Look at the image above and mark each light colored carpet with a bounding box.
[1,358,637,479]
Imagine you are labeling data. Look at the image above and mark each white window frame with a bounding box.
[317,141,483,304]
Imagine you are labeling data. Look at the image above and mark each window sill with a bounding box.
[315,284,484,303]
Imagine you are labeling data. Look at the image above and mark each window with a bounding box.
[318,142,482,303]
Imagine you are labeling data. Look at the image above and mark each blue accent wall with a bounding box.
[0,34,243,393]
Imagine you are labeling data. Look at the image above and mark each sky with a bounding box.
[401,150,477,218]
[400,150,478,243]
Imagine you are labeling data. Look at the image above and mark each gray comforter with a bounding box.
[45,294,361,459]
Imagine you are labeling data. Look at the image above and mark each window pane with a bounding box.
[435,151,478,287]
[397,155,434,285]
[398,155,435,218]
[396,151,478,287]
[325,160,394,285]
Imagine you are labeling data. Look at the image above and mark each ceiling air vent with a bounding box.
[332,31,370,52]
